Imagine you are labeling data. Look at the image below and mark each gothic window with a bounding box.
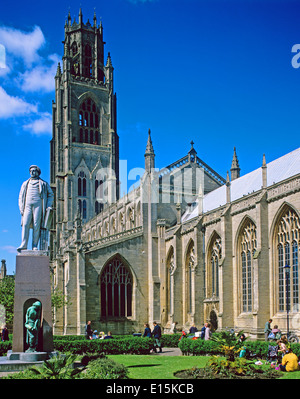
[78,199,87,220]
[167,247,175,317]
[70,42,79,76]
[239,220,257,313]
[83,44,93,78]
[78,171,87,197]
[71,42,78,57]
[276,207,300,312]
[78,98,100,145]
[186,242,195,314]
[100,256,133,318]
[208,235,221,298]
[78,172,87,220]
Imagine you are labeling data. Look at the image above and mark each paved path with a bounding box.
[150,347,182,356]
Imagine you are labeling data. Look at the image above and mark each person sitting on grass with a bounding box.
[104,331,113,339]
[276,349,299,372]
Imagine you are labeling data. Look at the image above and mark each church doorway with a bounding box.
[209,310,218,332]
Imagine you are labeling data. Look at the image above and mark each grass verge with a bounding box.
[107,354,300,380]
[107,355,209,379]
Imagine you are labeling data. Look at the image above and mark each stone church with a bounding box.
[50,10,300,339]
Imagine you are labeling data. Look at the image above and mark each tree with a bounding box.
[210,329,246,361]
[51,289,72,323]
[0,276,15,328]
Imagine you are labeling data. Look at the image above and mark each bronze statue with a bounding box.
[25,301,41,352]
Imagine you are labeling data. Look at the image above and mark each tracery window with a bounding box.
[100,256,133,318]
[78,171,87,219]
[240,220,257,313]
[186,242,195,314]
[78,98,100,145]
[167,247,175,317]
[208,235,221,298]
[70,41,79,76]
[83,44,93,78]
[277,208,300,312]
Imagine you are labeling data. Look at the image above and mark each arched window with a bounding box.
[78,172,87,219]
[276,208,300,312]
[82,200,87,219]
[186,242,195,314]
[77,98,100,145]
[70,42,79,76]
[240,220,257,313]
[100,256,133,318]
[166,247,175,317]
[84,44,93,78]
[71,42,78,57]
[208,235,221,298]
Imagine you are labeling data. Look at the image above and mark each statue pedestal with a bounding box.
[12,252,54,353]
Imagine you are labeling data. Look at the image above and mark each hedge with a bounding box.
[3,333,300,359]
[53,337,155,355]
[178,337,300,358]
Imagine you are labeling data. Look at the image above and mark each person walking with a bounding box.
[143,323,152,338]
[152,321,162,353]
[264,319,272,341]
[200,322,207,339]
[85,320,93,340]
[1,325,9,341]
[189,323,198,335]
[204,323,212,340]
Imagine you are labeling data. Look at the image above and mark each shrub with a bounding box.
[82,357,129,379]
[29,353,85,379]
[0,341,12,356]
[53,336,154,355]
[178,337,220,356]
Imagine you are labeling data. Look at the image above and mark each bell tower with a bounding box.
[50,9,119,258]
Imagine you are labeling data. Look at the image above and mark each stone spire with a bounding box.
[144,129,155,172]
[226,171,231,203]
[262,153,267,188]
[79,7,83,25]
[93,10,97,28]
[55,62,62,78]
[230,147,240,181]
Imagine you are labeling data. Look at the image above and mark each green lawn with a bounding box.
[107,354,300,380]
[107,355,209,379]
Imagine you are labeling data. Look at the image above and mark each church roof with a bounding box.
[181,147,300,222]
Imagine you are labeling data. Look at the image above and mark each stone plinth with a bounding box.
[12,252,54,353]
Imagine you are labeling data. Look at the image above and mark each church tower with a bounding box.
[50,9,119,258]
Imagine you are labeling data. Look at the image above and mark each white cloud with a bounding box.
[0,25,45,67]
[19,53,59,93]
[0,86,37,118]
[23,112,52,135]
[0,245,17,254]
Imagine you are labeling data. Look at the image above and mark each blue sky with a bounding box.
[0,0,300,275]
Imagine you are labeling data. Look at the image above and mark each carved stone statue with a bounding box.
[17,165,54,251]
[25,301,42,352]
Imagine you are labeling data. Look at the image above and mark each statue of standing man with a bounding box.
[17,165,54,252]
